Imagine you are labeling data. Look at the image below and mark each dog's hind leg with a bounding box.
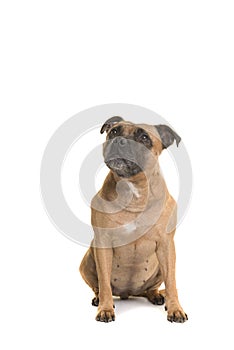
[145,271,165,305]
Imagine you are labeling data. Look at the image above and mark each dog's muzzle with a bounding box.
[104,137,144,178]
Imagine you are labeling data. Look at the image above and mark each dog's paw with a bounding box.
[150,293,165,305]
[166,307,188,323]
[96,309,115,323]
[91,297,99,307]
[146,290,165,305]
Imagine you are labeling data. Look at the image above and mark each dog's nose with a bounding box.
[118,137,127,146]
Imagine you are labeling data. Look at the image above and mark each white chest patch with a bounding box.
[127,182,140,198]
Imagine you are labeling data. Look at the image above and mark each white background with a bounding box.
[0,1,234,349]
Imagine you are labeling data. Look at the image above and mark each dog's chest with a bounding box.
[113,237,156,264]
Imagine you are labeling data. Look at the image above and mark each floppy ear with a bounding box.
[155,124,181,149]
[100,116,124,134]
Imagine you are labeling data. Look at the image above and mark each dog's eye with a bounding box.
[110,128,118,135]
[141,134,149,141]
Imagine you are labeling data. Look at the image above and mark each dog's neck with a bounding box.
[105,162,168,212]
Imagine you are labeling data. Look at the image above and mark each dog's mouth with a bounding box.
[105,158,142,178]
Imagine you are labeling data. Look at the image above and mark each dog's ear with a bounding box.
[100,116,124,134]
[155,124,181,149]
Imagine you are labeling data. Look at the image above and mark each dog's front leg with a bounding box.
[157,232,188,323]
[93,247,115,322]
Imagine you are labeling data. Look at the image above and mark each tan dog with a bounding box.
[79,116,188,323]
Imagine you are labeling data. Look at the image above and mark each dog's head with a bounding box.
[101,116,181,178]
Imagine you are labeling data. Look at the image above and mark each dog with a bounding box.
[79,116,188,323]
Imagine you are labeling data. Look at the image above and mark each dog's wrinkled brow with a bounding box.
[134,128,153,148]
[134,128,147,137]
